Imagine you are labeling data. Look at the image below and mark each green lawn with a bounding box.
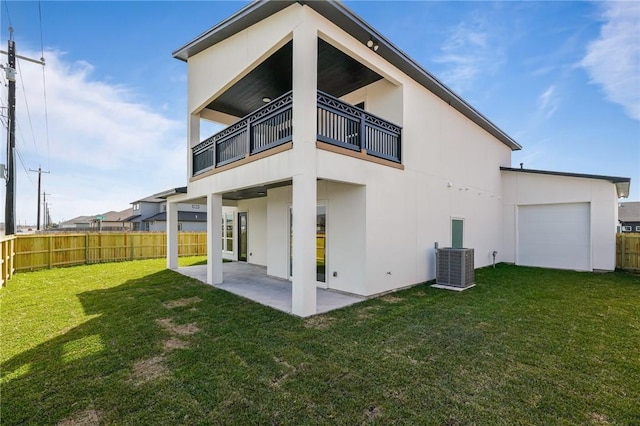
[1,259,638,425]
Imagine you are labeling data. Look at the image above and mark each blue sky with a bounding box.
[0,1,638,225]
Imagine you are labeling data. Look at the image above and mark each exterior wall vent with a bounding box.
[436,248,475,288]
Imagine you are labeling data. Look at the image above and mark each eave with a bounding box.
[172,0,522,151]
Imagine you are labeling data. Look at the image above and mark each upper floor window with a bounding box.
[133,203,140,211]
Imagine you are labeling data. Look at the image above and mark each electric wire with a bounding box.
[38,0,50,170]
[16,59,38,150]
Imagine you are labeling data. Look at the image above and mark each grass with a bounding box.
[1,258,639,425]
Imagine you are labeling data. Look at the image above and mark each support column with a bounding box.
[166,200,178,269]
[291,16,318,317]
[207,193,223,285]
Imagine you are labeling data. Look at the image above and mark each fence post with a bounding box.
[621,235,626,269]
[48,235,53,269]
[85,234,89,265]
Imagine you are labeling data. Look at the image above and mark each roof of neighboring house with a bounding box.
[172,0,521,151]
[143,211,207,222]
[123,214,142,222]
[154,187,188,199]
[619,202,640,222]
[131,195,165,204]
[59,215,94,226]
[500,167,631,199]
[100,208,133,222]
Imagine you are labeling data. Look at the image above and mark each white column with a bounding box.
[188,114,200,177]
[207,193,223,285]
[166,200,178,269]
[291,17,318,317]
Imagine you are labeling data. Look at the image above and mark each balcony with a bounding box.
[192,91,402,176]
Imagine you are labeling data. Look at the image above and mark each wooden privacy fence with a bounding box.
[616,233,640,272]
[12,232,207,273]
[1,236,16,286]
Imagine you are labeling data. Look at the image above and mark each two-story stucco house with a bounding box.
[164,0,630,317]
[127,191,207,232]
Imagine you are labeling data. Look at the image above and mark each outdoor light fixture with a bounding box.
[366,39,374,48]
[262,97,271,103]
[366,39,379,51]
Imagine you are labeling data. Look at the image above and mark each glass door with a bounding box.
[288,205,327,284]
[238,212,248,262]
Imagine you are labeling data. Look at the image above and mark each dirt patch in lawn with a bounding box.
[156,318,201,336]
[356,305,382,320]
[587,413,610,425]
[57,409,101,426]
[130,356,169,386]
[381,294,403,303]
[164,337,190,351]
[362,405,382,422]
[163,296,202,309]
[303,315,335,330]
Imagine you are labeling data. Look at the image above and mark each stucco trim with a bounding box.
[316,141,404,170]
[189,142,293,182]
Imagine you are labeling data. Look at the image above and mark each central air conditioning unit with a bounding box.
[436,248,475,288]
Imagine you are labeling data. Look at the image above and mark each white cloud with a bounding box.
[433,17,504,94]
[537,85,560,118]
[1,50,187,225]
[581,1,640,121]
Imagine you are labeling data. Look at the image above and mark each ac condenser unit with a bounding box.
[436,248,475,288]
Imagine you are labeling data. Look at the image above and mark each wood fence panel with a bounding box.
[10,232,206,273]
[617,233,640,271]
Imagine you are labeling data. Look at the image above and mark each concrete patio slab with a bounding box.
[175,262,365,316]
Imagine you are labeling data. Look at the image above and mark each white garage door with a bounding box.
[518,203,591,271]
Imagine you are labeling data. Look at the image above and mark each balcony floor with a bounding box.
[175,262,365,316]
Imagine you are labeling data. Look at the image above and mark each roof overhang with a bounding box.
[153,187,188,199]
[172,0,522,151]
[500,167,631,199]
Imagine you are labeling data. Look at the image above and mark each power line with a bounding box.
[38,0,50,169]
[16,59,38,150]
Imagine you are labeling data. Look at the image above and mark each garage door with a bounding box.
[518,203,591,271]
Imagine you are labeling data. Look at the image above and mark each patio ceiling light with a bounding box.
[262,97,271,103]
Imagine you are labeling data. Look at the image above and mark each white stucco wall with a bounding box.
[501,171,619,271]
[237,197,268,266]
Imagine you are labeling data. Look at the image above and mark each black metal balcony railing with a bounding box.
[316,91,401,163]
[192,90,402,176]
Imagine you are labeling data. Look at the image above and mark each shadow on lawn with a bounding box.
[0,269,292,425]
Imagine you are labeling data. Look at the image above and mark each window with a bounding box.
[452,218,464,248]
[622,226,632,232]
[221,212,234,253]
[133,203,140,211]
[178,222,183,231]
[636,226,640,232]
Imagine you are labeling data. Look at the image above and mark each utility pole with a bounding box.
[29,166,49,230]
[4,29,16,235]
[42,192,50,228]
[1,28,46,235]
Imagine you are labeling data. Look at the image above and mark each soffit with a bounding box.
[206,39,382,118]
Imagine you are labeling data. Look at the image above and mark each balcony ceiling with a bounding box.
[206,39,383,118]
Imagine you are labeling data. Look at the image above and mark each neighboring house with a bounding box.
[59,208,132,231]
[164,0,630,317]
[94,208,133,231]
[59,215,93,229]
[126,190,207,232]
[618,202,640,233]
